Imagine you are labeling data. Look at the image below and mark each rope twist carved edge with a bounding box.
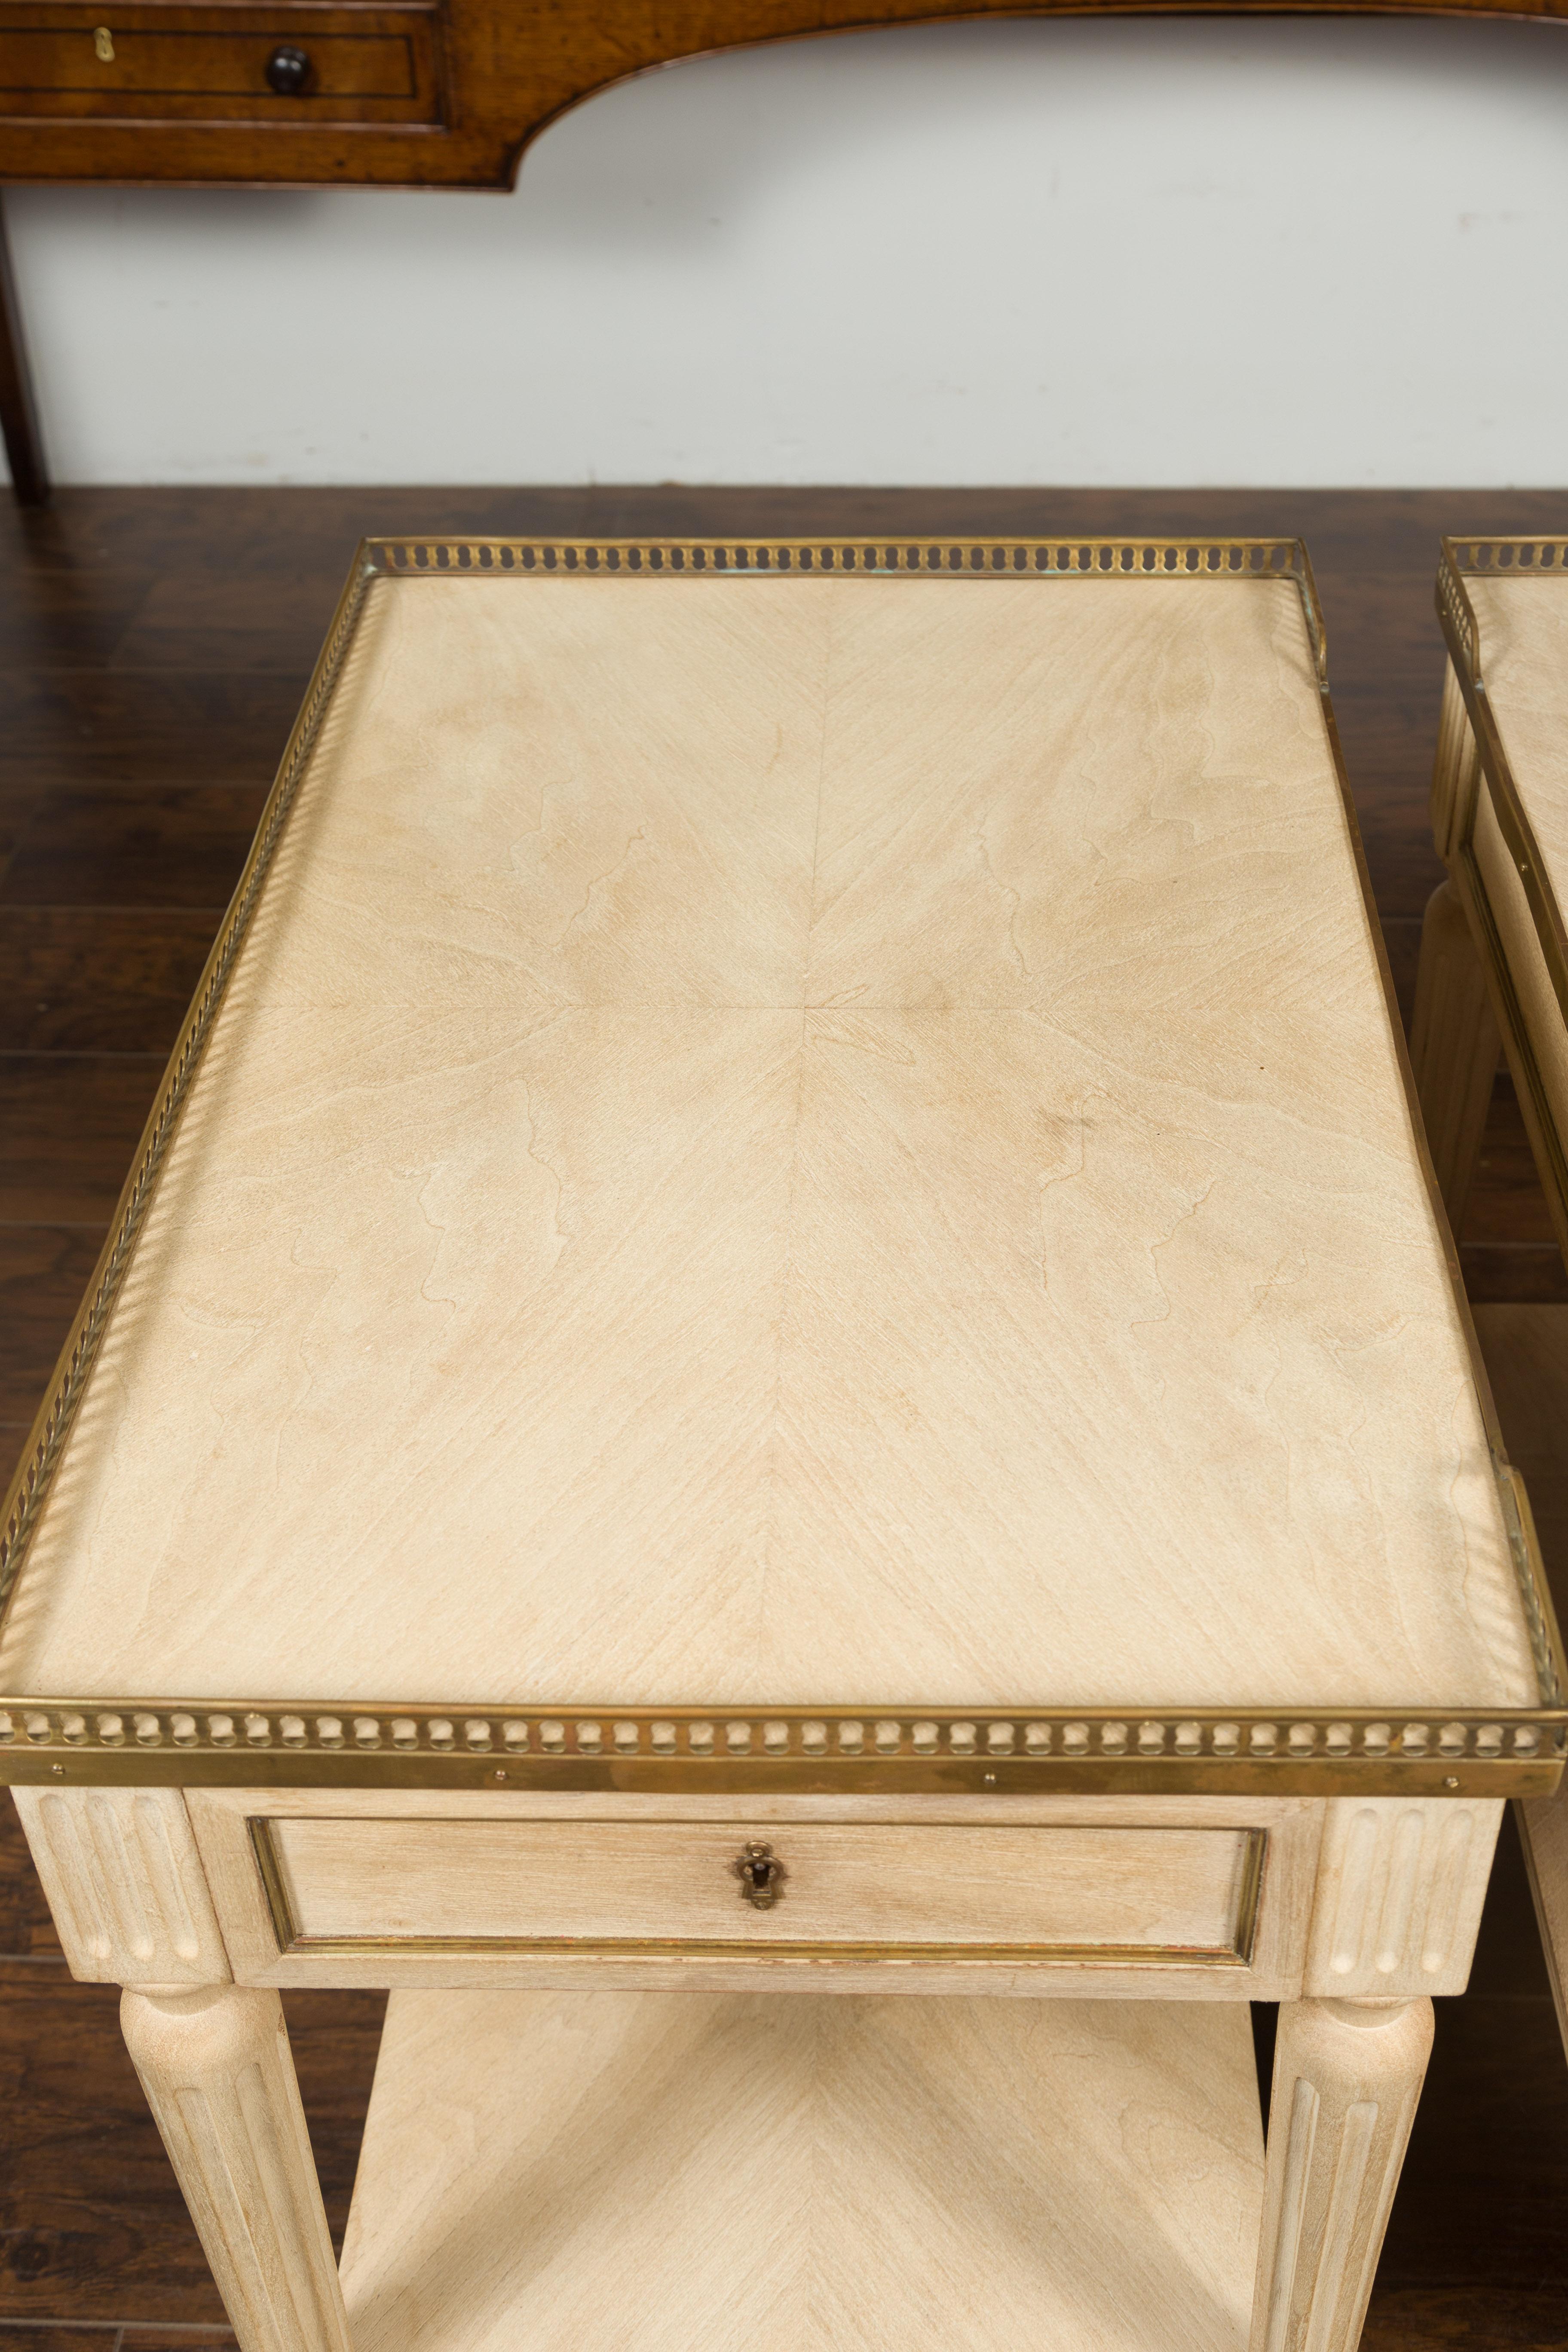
[0,537,1331,1643]
[0,562,376,1629]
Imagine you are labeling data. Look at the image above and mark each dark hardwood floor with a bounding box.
[3,485,1568,2352]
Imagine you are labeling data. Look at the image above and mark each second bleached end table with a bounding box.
[2,536,1563,2352]
[1413,534,1568,2058]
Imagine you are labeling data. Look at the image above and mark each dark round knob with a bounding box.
[264,44,311,95]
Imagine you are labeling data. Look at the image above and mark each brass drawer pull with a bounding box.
[93,27,114,61]
[732,1841,784,1909]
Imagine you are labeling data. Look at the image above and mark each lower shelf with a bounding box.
[340,1990,1265,2352]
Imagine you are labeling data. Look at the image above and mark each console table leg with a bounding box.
[0,189,49,507]
[1411,878,1498,1229]
[120,1984,353,2352]
[1250,1996,1433,2352]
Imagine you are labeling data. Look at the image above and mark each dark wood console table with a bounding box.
[0,0,1560,503]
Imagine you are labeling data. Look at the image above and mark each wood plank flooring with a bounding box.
[3,486,1568,2351]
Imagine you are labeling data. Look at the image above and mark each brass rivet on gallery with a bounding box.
[1444,1774,1460,1788]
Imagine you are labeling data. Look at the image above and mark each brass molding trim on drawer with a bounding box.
[246,1815,1269,1971]
[185,1789,1322,1996]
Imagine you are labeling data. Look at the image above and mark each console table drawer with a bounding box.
[183,1795,1324,1994]
[0,6,443,123]
[263,1815,1266,1960]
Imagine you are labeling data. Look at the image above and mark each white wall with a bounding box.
[7,13,1568,487]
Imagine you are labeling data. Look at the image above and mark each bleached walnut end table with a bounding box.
[1413,535,1568,2062]
[3,536,1562,2352]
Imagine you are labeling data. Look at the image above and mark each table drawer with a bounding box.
[187,1793,1321,1994]
[0,6,443,123]
[252,1813,1266,1963]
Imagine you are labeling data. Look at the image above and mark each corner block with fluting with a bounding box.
[13,1785,231,1984]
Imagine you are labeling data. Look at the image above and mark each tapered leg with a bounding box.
[1411,879,1499,1229]
[0,189,49,506]
[120,1984,353,2352]
[1250,1997,1433,2352]
[1519,1783,1568,2059]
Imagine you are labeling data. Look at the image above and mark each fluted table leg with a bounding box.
[120,1984,353,2352]
[1250,1996,1433,2352]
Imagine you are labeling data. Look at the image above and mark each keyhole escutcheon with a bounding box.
[732,1839,784,1908]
